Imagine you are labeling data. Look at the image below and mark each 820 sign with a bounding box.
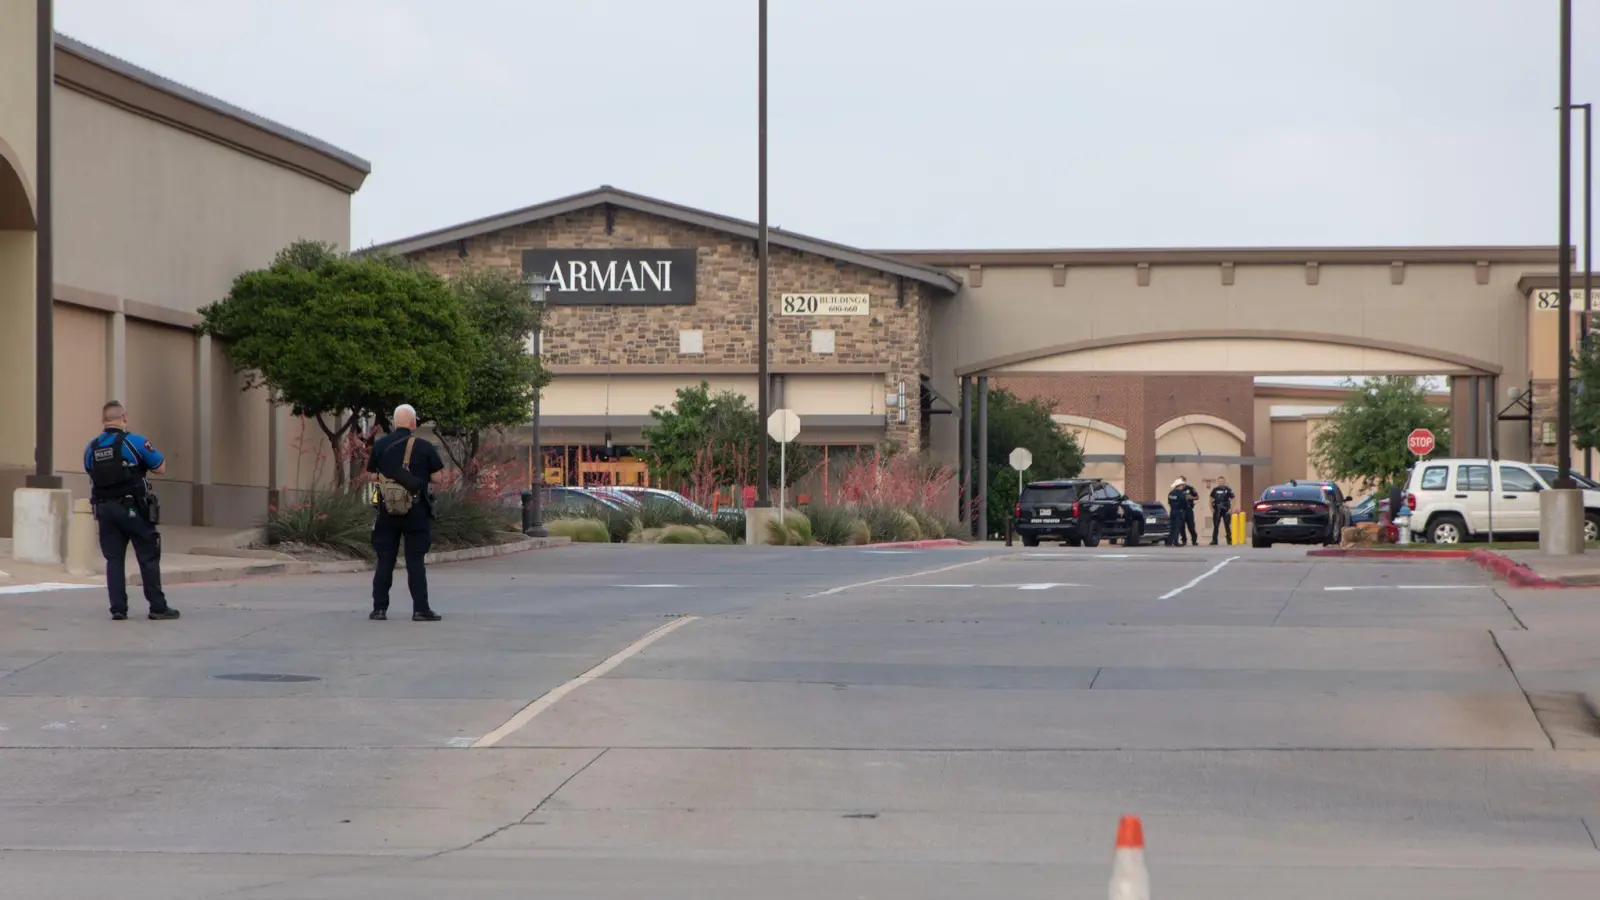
[779,293,870,316]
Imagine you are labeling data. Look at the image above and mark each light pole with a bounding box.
[1579,102,1593,478]
[1557,0,1575,490]
[521,272,554,537]
[27,0,59,489]
[755,0,771,508]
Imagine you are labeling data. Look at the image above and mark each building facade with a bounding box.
[0,22,368,536]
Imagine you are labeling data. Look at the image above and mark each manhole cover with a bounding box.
[212,673,322,683]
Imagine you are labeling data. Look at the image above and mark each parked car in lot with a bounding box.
[1406,457,1600,543]
[1138,502,1172,544]
[1013,478,1149,547]
[1251,480,1351,548]
[540,486,633,518]
[1530,465,1600,490]
[609,486,713,518]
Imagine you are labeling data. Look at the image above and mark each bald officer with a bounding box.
[83,401,179,621]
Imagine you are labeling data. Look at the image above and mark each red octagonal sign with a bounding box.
[1407,428,1436,456]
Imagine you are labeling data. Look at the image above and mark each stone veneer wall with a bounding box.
[408,205,937,449]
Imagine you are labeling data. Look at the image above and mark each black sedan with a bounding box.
[1251,481,1346,548]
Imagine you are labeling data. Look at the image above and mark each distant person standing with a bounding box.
[1166,478,1193,546]
[366,404,445,621]
[1209,476,1236,545]
[83,401,179,621]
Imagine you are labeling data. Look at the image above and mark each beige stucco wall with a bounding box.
[0,3,38,209]
[210,340,272,489]
[51,302,108,472]
[53,87,351,311]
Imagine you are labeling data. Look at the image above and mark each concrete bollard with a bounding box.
[67,499,98,577]
[12,488,71,565]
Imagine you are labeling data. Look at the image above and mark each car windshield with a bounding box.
[1260,486,1327,502]
[1021,485,1088,505]
[1534,466,1600,489]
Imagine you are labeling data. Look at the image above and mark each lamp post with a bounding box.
[521,272,554,537]
[1579,102,1594,478]
[755,0,772,508]
[1556,0,1575,490]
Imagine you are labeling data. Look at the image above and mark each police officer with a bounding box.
[83,401,179,621]
[366,403,445,621]
[1209,476,1236,545]
[1166,478,1192,546]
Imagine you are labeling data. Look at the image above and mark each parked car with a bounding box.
[1138,501,1172,544]
[1407,458,1600,543]
[540,486,632,518]
[586,486,645,511]
[610,486,713,518]
[1013,478,1149,548]
[1530,465,1600,490]
[1251,480,1350,548]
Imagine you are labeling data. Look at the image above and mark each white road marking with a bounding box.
[860,550,913,555]
[1323,585,1480,592]
[886,582,1087,590]
[610,584,687,588]
[471,615,699,749]
[0,583,96,596]
[1159,556,1240,600]
[807,557,997,597]
[1020,553,1153,560]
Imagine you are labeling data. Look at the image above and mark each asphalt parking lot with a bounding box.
[0,543,1596,899]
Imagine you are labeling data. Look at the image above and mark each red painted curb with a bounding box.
[1305,548,1474,559]
[857,538,970,550]
[1466,548,1568,589]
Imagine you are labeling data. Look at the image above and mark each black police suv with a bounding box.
[1013,478,1149,548]
[1250,480,1351,548]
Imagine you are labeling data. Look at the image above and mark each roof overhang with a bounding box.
[882,246,1569,268]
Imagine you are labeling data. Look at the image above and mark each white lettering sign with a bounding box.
[547,259,673,294]
[780,293,870,316]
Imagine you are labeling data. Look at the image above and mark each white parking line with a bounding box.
[471,615,699,749]
[887,582,1087,590]
[1323,585,1480,592]
[0,583,97,596]
[1159,556,1240,600]
[808,557,996,597]
[610,584,688,588]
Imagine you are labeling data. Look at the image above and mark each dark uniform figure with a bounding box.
[366,405,445,621]
[83,401,179,621]
[1166,480,1193,547]
[1209,479,1236,545]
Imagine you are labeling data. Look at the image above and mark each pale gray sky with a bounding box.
[55,0,1600,255]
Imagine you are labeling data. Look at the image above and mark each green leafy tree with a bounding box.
[984,388,1084,536]
[431,266,550,481]
[642,382,817,493]
[199,240,476,487]
[1311,376,1451,493]
[1573,336,1600,453]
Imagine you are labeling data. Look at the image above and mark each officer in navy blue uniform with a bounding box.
[365,403,445,621]
[83,401,179,621]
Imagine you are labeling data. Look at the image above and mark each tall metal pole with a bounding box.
[959,377,971,537]
[977,376,989,541]
[28,0,59,489]
[1584,103,1593,478]
[754,0,771,507]
[1557,0,1575,489]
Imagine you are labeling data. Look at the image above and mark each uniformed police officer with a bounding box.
[1166,478,1192,547]
[1209,476,1236,545]
[83,401,179,621]
[365,403,445,621]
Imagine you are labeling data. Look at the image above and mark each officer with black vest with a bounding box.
[1209,476,1236,545]
[83,401,179,621]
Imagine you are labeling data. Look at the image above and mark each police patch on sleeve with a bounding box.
[143,440,155,453]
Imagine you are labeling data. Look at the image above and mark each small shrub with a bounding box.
[696,524,733,544]
[764,515,796,546]
[908,508,946,540]
[658,524,707,544]
[597,507,634,543]
[431,485,518,550]
[545,518,610,542]
[264,489,374,560]
[637,498,698,529]
[860,505,919,543]
[848,518,872,545]
[782,510,812,545]
[710,508,745,543]
[808,504,859,546]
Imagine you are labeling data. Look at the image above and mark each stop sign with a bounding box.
[1407,428,1436,456]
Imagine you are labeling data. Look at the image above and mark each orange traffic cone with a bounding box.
[1109,815,1150,900]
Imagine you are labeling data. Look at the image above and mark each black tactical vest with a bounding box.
[89,432,143,500]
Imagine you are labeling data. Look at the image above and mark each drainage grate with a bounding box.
[212,673,322,683]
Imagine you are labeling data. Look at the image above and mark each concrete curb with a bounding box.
[131,535,570,587]
[857,538,971,550]
[1306,548,1474,559]
[1464,548,1577,589]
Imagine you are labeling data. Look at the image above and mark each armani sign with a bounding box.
[523,248,698,306]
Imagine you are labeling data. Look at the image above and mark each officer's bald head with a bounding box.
[394,404,417,428]
[102,401,126,426]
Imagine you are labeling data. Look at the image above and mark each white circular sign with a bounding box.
[1009,447,1033,471]
[767,408,802,443]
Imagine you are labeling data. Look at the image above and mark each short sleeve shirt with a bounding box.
[83,429,163,473]
[366,428,444,484]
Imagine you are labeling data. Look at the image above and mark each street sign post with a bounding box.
[1407,428,1436,457]
[1006,448,1032,548]
[767,409,802,521]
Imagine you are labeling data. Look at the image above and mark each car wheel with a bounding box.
[1021,533,1040,548]
[1428,515,1467,545]
[1252,535,1271,549]
[1062,536,1082,548]
[1585,513,1600,544]
[1082,522,1102,548]
[1125,522,1143,548]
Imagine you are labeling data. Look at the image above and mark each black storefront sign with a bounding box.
[522,248,697,306]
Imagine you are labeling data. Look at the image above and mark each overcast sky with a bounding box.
[54,0,1600,256]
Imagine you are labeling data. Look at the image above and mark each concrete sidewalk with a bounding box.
[0,525,568,593]
[1497,550,1600,586]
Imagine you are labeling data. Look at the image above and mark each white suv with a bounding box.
[1405,458,1600,543]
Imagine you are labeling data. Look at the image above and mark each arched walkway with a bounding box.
[0,136,35,230]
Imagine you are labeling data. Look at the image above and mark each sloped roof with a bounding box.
[362,185,962,293]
